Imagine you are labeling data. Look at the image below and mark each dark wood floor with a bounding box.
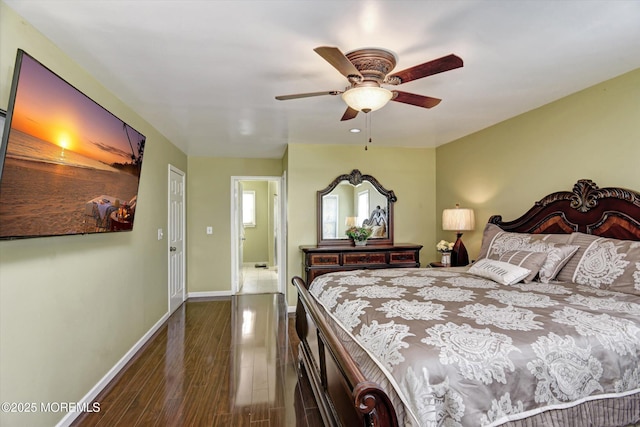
[72,294,322,426]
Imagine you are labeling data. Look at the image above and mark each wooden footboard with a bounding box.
[292,276,398,427]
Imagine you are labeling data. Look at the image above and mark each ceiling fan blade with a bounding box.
[275,90,340,101]
[387,54,463,84]
[340,107,359,121]
[391,91,442,108]
[314,46,362,79]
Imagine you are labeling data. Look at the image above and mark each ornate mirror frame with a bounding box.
[317,169,397,247]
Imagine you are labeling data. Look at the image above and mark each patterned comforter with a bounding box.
[308,268,640,427]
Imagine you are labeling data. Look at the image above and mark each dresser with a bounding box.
[300,243,422,284]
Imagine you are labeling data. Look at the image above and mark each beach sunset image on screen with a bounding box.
[0,50,145,239]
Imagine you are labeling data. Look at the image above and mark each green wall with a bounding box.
[186,157,282,293]
[435,68,640,262]
[0,3,187,426]
[241,180,269,263]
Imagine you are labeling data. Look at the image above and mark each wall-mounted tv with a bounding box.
[0,50,145,240]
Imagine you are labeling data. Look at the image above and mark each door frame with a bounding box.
[230,175,286,294]
[168,164,186,313]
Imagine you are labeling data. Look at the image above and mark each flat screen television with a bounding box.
[0,50,145,240]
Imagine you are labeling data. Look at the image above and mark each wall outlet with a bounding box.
[206,226,213,235]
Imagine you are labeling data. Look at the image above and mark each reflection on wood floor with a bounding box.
[72,294,322,426]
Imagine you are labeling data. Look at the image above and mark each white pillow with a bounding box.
[489,250,548,283]
[468,259,531,285]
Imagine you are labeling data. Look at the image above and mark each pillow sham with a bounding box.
[369,225,386,237]
[478,223,578,283]
[477,223,571,259]
[468,259,531,285]
[489,250,548,283]
[556,232,640,295]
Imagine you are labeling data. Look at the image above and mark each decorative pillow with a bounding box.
[478,223,578,283]
[556,232,640,295]
[369,225,386,237]
[488,250,548,283]
[478,223,571,259]
[468,259,531,285]
[536,244,580,283]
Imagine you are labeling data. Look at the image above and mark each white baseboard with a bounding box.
[56,311,170,427]
[187,290,233,298]
[288,305,296,314]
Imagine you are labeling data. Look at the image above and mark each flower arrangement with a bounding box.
[436,240,454,253]
[346,226,372,242]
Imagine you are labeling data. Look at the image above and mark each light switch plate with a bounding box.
[206,226,213,235]
[157,228,163,240]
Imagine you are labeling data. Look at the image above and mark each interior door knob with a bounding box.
[170,246,177,252]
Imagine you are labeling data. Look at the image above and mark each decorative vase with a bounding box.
[441,252,451,266]
[354,239,367,246]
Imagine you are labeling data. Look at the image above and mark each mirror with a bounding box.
[317,170,396,246]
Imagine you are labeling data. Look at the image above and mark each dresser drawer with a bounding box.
[309,254,339,265]
[390,251,417,264]
[343,253,386,265]
[300,244,423,285]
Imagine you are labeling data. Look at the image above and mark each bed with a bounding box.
[291,179,640,427]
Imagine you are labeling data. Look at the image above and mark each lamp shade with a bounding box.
[345,216,357,228]
[442,205,475,231]
[341,86,393,112]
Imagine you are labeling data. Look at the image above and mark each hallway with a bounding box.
[239,264,279,294]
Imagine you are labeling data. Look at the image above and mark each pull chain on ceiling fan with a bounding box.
[365,111,372,151]
[276,46,463,121]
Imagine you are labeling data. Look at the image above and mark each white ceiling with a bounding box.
[4,0,640,159]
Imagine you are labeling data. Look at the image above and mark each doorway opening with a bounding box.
[231,175,286,295]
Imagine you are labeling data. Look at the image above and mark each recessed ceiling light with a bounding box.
[349,128,361,133]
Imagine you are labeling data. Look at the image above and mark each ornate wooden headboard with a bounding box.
[489,179,640,240]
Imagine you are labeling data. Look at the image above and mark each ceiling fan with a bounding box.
[275,46,463,121]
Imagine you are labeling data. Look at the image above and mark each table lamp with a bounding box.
[442,204,475,266]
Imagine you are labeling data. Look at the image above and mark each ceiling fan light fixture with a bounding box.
[341,86,392,113]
